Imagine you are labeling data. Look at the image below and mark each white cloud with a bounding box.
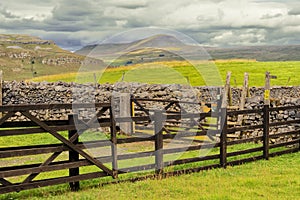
[0,0,299,50]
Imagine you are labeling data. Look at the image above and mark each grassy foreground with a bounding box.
[2,151,299,200]
[29,60,300,86]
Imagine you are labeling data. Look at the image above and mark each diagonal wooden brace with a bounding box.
[0,178,12,186]
[133,99,150,116]
[68,107,109,142]
[0,111,16,126]
[22,152,61,183]
[21,111,113,176]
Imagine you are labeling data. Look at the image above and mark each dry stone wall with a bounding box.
[2,81,300,141]
[3,81,300,106]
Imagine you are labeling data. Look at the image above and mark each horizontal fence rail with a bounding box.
[0,101,299,194]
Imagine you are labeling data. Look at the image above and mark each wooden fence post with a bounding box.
[112,93,133,135]
[0,70,2,118]
[130,95,135,134]
[154,110,164,175]
[68,114,80,191]
[222,72,231,108]
[263,105,270,160]
[219,72,230,168]
[220,107,227,168]
[263,72,271,160]
[237,72,249,125]
[110,107,118,178]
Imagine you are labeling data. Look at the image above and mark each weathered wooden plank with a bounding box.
[163,143,220,155]
[227,136,263,146]
[0,120,69,128]
[119,164,156,173]
[269,130,300,139]
[0,139,114,158]
[269,119,300,127]
[269,148,299,157]
[269,105,300,112]
[117,136,155,144]
[0,172,108,194]
[227,109,262,116]
[0,159,87,178]
[0,103,111,112]
[115,116,151,123]
[227,146,263,157]
[227,124,264,133]
[133,98,212,106]
[227,155,264,166]
[165,154,220,166]
[269,139,300,149]
[165,163,220,175]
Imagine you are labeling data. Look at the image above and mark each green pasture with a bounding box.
[30,61,300,86]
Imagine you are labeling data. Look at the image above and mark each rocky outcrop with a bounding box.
[42,57,83,66]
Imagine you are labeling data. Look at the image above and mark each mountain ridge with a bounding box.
[76,34,300,63]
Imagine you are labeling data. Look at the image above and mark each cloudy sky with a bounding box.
[0,0,299,51]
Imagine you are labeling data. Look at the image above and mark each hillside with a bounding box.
[76,34,300,66]
[0,34,104,81]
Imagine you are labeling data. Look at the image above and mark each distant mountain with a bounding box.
[76,34,300,66]
[76,34,187,57]
[0,34,104,81]
[207,45,300,61]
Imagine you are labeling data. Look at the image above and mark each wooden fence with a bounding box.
[0,100,299,194]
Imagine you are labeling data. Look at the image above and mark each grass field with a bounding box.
[1,151,299,200]
[30,60,300,86]
[0,128,299,200]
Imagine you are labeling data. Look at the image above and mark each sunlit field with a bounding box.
[30,60,300,86]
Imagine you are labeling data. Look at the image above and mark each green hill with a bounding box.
[0,34,104,81]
